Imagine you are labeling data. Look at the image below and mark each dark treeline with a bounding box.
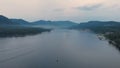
[91,26,120,48]
[0,26,51,37]
[71,21,120,51]
[90,27,120,51]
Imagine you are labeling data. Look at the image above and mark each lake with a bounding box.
[0,29,120,68]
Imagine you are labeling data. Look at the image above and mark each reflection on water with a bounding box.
[0,30,120,68]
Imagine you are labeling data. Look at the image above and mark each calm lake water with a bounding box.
[0,29,120,68]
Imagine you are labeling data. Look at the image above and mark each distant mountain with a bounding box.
[0,15,51,37]
[31,20,52,25]
[52,21,78,27]
[9,19,78,28]
[1,15,120,29]
[0,15,16,25]
[71,21,120,29]
[10,19,30,25]
[32,20,78,28]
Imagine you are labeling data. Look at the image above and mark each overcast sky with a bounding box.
[0,0,120,23]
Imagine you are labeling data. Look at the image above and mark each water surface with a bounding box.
[0,30,120,68]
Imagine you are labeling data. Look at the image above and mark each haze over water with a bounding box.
[0,30,120,68]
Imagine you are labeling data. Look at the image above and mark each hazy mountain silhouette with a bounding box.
[71,21,120,29]
[10,19,30,25]
[0,15,51,37]
[0,15,78,29]
[31,20,78,28]
[0,15,17,25]
[1,15,120,29]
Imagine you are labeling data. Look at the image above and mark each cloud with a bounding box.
[76,4,103,11]
[0,0,120,22]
